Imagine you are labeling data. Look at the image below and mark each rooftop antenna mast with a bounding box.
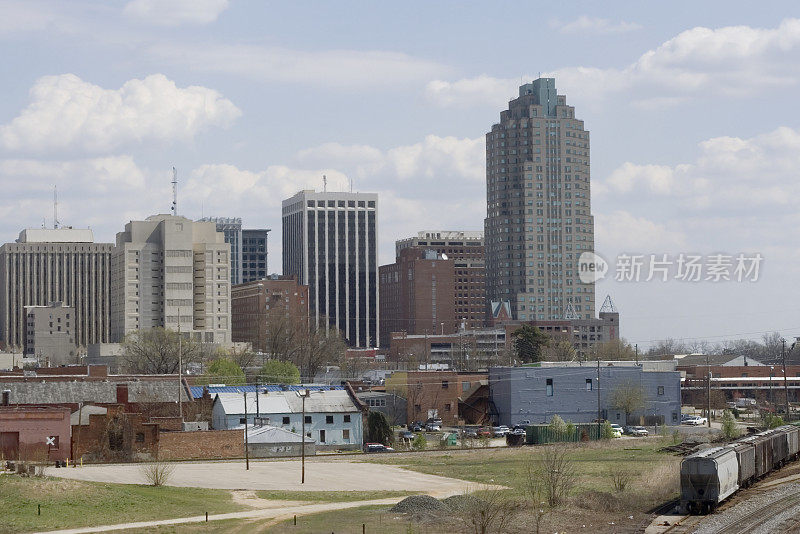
[171,167,178,216]
[323,174,327,193]
[53,185,60,229]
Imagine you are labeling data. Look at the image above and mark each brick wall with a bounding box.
[157,429,243,460]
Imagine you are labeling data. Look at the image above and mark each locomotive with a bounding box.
[680,425,800,514]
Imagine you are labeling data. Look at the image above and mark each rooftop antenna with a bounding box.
[599,295,618,313]
[350,177,353,193]
[171,167,178,216]
[53,185,60,229]
[323,174,327,193]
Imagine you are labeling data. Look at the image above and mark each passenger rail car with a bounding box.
[681,425,800,514]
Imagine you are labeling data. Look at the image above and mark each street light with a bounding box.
[298,389,312,483]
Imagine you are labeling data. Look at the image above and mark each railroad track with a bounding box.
[713,489,800,534]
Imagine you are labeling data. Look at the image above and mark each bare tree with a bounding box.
[450,487,518,534]
[140,461,175,486]
[608,380,646,425]
[526,444,576,507]
[121,328,201,374]
[588,338,637,361]
[542,340,577,362]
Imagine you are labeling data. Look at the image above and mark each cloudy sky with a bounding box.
[1,0,799,349]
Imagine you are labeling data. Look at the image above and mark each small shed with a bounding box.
[245,425,316,458]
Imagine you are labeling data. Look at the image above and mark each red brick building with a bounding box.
[231,276,309,352]
[379,249,456,347]
[403,371,488,426]
[0,405,71,462]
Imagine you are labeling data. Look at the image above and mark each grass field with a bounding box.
[0,475,245,534]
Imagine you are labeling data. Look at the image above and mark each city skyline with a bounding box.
[0,2,799,348]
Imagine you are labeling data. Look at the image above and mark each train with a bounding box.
[680,425,800,514]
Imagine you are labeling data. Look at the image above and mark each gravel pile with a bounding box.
[390,495,444,514]
[694,483,800,534]
[441,494,485,511]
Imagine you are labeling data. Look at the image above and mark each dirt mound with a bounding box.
[441,494,486,511]
[390,495,444,514]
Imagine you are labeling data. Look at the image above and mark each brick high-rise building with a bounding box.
[379,248,455,347]
[485,78,595,321]
[231,275,309,353]
[396,231,485,330]
[282,190,378,347]
[0,228,112,351]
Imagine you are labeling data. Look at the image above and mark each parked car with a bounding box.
[365,443,395,453]
[408,422,423,432]
[426,417,443,426]
[609,424,623,438]
[463,428,479,438]
[626,426,649,437]
[683,415,707,426]
[511,427,526,436]
[425,423,442,432]
[492,425,510,437]
[399,431,415,440]
[476,427,493,438]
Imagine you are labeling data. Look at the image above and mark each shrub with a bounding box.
[763,412,785,429]
[600,421,614,440]
[526,444,576,507]
[607,465,633,492]
[411,433,427,451]
[721,409,741,439]
[140,461,175,486]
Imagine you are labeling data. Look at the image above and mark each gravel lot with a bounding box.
[694,482,800,534]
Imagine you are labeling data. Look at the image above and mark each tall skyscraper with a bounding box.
[0,228,112,351]
[396,231,486,329]
[110,214,231,343]
[198,217,242,285]
[282,190,378,347]
[241,228,270,283]
[485,78,595,321]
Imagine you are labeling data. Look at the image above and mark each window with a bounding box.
[658,386,665,396]
[135,433,145,443]
[442,380,449,389]
[240,417,246,424]
[344,415,351,423]
[585,379,592,391]
[282,416,290,425]
[326,415,334,424]
[672,412,678,423]
[414,404,421,413]
[304,416,311,424]
[343,429,350,441]
[444,403,451,411]
[546,378,553,396]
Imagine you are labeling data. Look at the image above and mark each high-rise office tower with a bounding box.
[198,217,242,285]
[395,231,485,330]
[241,229,270,283]
[110,214,231,343]
[282,190,378,347]
[485,78,595,321]
[0,228,112,351]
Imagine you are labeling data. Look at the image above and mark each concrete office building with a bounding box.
[24,302,76,366]
[198,217,242,285]
[282,190,378,347]
[485,78,595,321]
[0,228,112,351]
[242,229,270,282]
[396,231,486,330]
[110,214,231,344]
[231,275,309,352]
[379,248,455,347]
[489,363,681,426]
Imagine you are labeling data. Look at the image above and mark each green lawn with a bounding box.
[254,489,417,502]
[0,475,246,533]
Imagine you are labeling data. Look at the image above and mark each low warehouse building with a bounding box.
[246,425,315,457]
[0,405,71,462]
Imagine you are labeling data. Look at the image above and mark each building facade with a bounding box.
[388,327,509,370]
[396,231,486,330]
[24,302,76,366]
[110,214,231,344]
[231,275,309,353]
[198,217,243,285]
[379,248,455,347]
[485,78,595,321]
[0,228,112,351]
[282,190,378,347]
[241,229,270,283]
[489,364,681,426]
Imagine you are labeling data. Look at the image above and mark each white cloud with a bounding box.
[426,18,800,107]
[552,16,642,35]
[148,43,448,89]
[0,73,241,153]
[595,210,687,253]
[123,0,230,26]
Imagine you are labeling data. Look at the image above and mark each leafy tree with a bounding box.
[721,409,740,439]
[763,412,785,429]
[600,421,614,440]
[608,380,646,425]
[548,414,568,435]
[258,360,301,384]
[512,324,549,363]
[366,411,393,445]
[121,327,200,374]
[196,358,245,386]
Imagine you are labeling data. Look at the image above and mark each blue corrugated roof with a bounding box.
[189,384,344,399]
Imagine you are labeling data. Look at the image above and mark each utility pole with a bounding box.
[706,353,711,428]
[178,307,183,424]
[596,358,601,424]
[243,391,249,470]
[634,344,638,365]
[300,389,311,483]
[782,338,791,420]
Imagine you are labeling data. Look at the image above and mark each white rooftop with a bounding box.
[214,389,358,415]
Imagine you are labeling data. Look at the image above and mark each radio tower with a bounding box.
[53,185,60,229]
[171,167,178,216]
